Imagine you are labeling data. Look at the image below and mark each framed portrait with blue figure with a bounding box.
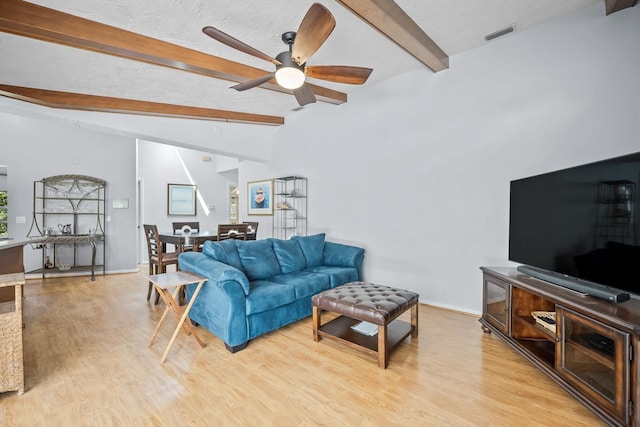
[247,179,273,215]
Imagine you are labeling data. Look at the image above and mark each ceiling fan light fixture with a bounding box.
[275,51,305,89]
[276,67,305,89]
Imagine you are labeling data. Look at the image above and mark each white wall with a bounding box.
[0,113,138,274]
[137,139,239,261]
[2,4,638,314]
[0,96,275,161]
[0,115,254,273]
[241,4,640,313]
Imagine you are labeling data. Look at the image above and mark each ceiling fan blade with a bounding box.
[305,65,373,85]
[292,83,317,106]
[203,26,281,65]
[231,73,275,91]
[291,3,336,66]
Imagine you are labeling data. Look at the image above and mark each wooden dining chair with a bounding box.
[144,224,180,304]
[242,221,259,240]
[172,222,200,233]
[217,224,249,241]
[172,221,200,252]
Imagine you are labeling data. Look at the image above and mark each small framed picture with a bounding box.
[168,184,197,216]
[112,198,129,209]
[247,179,273,216]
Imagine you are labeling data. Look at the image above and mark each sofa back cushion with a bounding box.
[236,239,282,280]
[272,239,307,273]
[292,233,326,267]
[202,240,245,273]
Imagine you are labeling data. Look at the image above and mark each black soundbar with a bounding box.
[516,265,631,304]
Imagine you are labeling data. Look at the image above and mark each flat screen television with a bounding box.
[509,151,640,300]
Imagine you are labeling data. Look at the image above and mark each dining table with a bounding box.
[159,228,257,253]
[158,230,218,253]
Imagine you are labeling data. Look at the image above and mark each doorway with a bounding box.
[229,185,239,224]
[0,165,7,238]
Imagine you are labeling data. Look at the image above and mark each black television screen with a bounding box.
[509,151,640,296]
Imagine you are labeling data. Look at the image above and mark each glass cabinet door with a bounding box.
[556,306,630,425]
[482,275,511,335]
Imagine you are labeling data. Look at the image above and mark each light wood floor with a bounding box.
[1,269,604,426]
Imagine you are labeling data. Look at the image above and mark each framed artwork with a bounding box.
[168,184,197,216]
[247,179,273,215]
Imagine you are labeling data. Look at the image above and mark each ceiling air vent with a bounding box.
[484,25,515,42]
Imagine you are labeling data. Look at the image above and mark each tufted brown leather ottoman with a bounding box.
[312,281,419,369]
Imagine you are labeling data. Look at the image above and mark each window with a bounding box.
[0,190,7,237]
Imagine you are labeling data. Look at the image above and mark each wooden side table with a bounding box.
[147,271,207,364]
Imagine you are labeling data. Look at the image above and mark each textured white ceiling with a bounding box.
[0,0,603,120]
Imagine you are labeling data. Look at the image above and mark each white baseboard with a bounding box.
[422,299,482,317]
[25,267,140,280]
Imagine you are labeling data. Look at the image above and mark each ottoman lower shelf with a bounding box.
[315,315,414,365]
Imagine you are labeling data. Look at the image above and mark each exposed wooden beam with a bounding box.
[0,0,346,105]
[336,0,448,73]
[0,85,284,126]
[605,0,637,15]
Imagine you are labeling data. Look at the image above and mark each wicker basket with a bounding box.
[531,310,557,333]
[531,311,556,321]
[0,272,25,395]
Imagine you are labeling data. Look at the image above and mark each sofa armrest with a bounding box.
[179,251,251,295]
[323,242,365,279]
[178,251,249,347]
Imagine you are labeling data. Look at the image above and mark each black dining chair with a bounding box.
[172,221,200,252]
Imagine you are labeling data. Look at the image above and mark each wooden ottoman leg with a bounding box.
[411,303,419,338]
[378,325,388,369]
[312,305,321,342]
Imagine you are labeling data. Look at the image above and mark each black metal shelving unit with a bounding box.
[272,176,307,239]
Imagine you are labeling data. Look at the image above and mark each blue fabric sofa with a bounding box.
[178,233,365,352]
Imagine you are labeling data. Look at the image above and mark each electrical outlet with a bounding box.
[16,216,25,224]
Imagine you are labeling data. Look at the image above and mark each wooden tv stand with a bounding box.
[480,267,640,427]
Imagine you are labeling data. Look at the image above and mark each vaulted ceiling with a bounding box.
[0,0,634,126]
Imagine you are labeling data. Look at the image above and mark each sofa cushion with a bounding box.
[236,239,281,281]
[270,271,331,299]
[202,240,245,273]
[272,239,307,273]
[305,266,360,288]
[246,280,296,315]
[292,233,325,268]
